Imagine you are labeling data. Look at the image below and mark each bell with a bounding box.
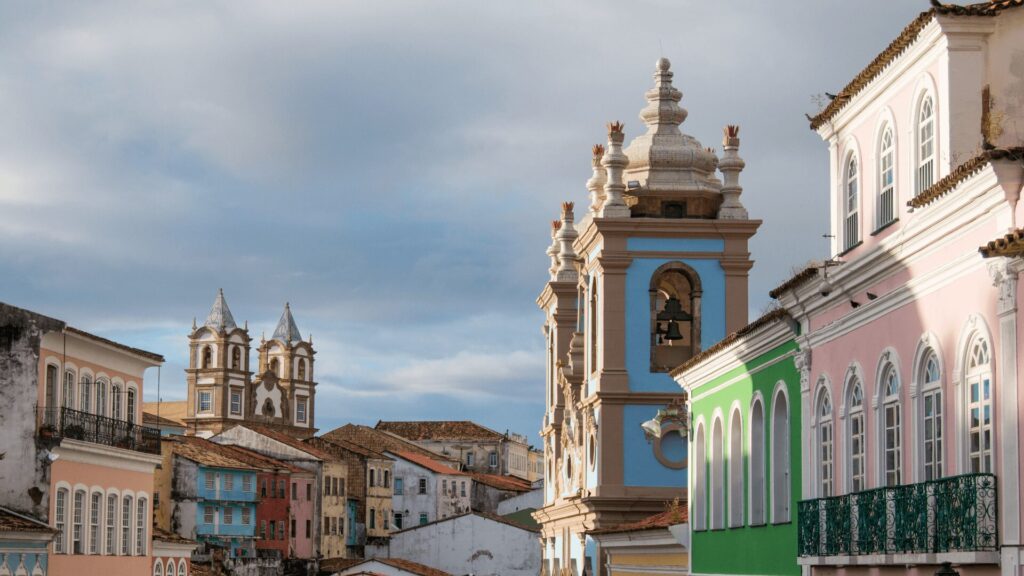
[664,319,683,341]
[657,297,693,322]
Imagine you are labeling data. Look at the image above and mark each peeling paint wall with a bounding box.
[0,302,64,521]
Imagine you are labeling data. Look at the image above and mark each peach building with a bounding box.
[769,3,1024,576]
[36,325,166,574]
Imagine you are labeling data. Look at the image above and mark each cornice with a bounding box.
[675,320,793,392]
[590,391,686,406]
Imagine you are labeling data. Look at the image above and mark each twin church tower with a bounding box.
[184,289,317,438]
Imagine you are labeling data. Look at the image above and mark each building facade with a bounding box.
[534,57,759,576]
[387,451,470,530]
[673,311,801,576]
[768,4,1024,576]
[375,420,531,479]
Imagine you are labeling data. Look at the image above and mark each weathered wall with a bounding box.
[385,514,539,576]
[0,303,63,520]
[496,488,543,515]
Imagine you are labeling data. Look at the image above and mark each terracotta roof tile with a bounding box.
[152,526,195,544]
[908,147,1024,209]
[320,557,452,576]
[809,2,1022,130]
[143,411,185,428]
[768,266,821,300]
[376,420,505,442]
[671,308,791,377]
[392,450,465,476]
[323,424,459,465]
[469,472,532,492]
[307,436,390,460]
[0,507,54,534]
[980,227,1024,258]
[240,425,331,460]
[214,443,308,474]
[168,436,263,471]
[590,508,687,535]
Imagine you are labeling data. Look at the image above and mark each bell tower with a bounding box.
[535,58,761,576]
[185,289,252,437]
[253,303,317,438]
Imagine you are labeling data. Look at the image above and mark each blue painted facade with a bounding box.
[0,541,48,575]
[195,466,257,558]
[346,499,358,546]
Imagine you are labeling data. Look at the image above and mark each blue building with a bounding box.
[0,507,55,576]
[534,57,759,575]
[159,436,260,559]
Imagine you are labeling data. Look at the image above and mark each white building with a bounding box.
[386,451,470,531]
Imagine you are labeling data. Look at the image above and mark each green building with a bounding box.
[671,309,801,576]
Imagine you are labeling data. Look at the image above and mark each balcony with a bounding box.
[798,473,998,564]
[37,406,161,455]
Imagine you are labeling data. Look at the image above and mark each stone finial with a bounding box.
[587,144,608,216]
[600,122,631,218]
[718,124,748,219]
[556,203,579,282]
[547,220,562,280]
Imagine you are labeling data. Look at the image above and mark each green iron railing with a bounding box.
[798,473,997,557]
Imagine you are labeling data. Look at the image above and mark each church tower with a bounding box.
[252,303,317,438]
[184,289,253,437]
[535,59,760,576]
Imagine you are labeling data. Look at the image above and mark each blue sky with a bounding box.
[0,1,925,445]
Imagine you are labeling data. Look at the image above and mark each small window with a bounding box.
[916,96,936,195]
[877,126,895,228]
[844,155,860,250]
[489,452,498,468]
[231,347,241,370]
[224,474,234,492]
[111,384,122,419]
[242,506,250,525]
[204,506,214,525]
[63,370,75,410]
[242,475,252,493]
[155,560,164,576]
[121,496,132,555]
[306,483,311,500]
[230,389,242,415]
[419,513,428,525]
[55,488,68,554]
[460,481,466,497]
[201,346,212,369]
[127,388,136,424]
[79,375,92,414]
[105,494,117,555]
[95,379,108,417]
[369,468,375,488]
[297,359,306,381]
[418,478,427,495]
[89,492,101,554]
[136,497,147,556]
[292,482,297,500]
[394,512,404,530]
[205,472,215,491]
[394,478,404,495]
[198,391,212,414]
[466,452,474,467]
[72,490,85,554]
[296,397,307,424]
[224,507,233,525]
[369,508,376,529]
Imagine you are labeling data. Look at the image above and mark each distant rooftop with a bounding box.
[375,420,506,442]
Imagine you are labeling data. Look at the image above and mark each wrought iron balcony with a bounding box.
[798,473,997,558]
[37,406,161,455]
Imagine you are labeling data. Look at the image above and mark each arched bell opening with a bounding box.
[649,261,702,372]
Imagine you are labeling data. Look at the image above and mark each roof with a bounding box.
[671,308,791,377]
[271,302,302,342]
[390,511,539,535]
[214,443,308,474]
[768,265,820,300]
[469,472,532,492]
[240,425,332,460]
[308,436,391,460]
[908,147,1023,209]
[590,508,688,535]
[501,508,540,530]
[980,227,1024,258]
[204,288,237,331]
[144,401,187,426]
[65,326,164,363]
[0,507,55,534]
[323,424,458,464]
[152,526,195,544]
[809,1,1024,130]
[375,420,505,442]
[143,411,185,429]
[320,557,452,576]
[168,435,263,471]
[392,450,464,476]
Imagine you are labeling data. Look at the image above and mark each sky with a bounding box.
[0,1,927,445]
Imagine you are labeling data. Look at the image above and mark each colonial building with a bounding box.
[375,421,532,479]
[765,3,1024,576]
[534,57,760,575]
[386,451,470,530]
[589,508,689,576]
[185,291,317,438]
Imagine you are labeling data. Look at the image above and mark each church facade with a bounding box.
[534,58,760,576]
[184,290,317,439]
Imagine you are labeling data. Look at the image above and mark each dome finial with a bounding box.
[656,57,671,72]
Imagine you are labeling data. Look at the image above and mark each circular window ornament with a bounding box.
[653,421,688,469]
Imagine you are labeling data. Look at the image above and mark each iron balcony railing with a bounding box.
[798,473,997,557]
[37,406,161,455]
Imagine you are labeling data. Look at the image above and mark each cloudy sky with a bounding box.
[0,1,925,444]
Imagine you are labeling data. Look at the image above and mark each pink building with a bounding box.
[771,3,1024,576]
[37,326,165,574]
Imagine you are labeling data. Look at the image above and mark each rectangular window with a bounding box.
[224,507,233,525]
[242,506,251,525]
[203,506,214,525]
[968,376,993,472]
[418,478,427,495]
[105,494,116,555]
[262,479,267,497]
[135,498,146,556]
[205,472,215,491]
[198,391,212,413]
[338,515,344,535]
[292,482,297,500]
[278,520,285,540]
[89,492,101,554]
[460,481,466,497]
[466,452,474,467]
[419,513,428,525]
[260,520,267,540]
[442,479,447,494]
[306,519,311,538]
[884,403,902,486]
[278,479,286,498]
[224,474,234,492]
[489,452,498,468]
[324,477,331,496]
[369,508,376,530]
[850,412,865,492]
[306,483,311,501]
[291,518,296,537]
[296,397,307,423]
[73,490,84,554]
[55,489,67,554]
[243,475,252,493]
[923,390,943,480]
[230,389,242,415]
[394,512,403,530]
[820,421,833,497]
[394,478,404,495]
[338,478,345,495]
[269,519,275,540]
[121,496,132,555]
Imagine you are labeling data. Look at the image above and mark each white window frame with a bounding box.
[230,389,242,415]
[881,364,902,487]
[55,488,68,554]
[72,489,85,554]
[135,497,146,556]
[877,126,895,228]
[771,384,790,522]
[844,154,860,251]
[966,336,993,473]
[848,379,865,493]
[121,495,132,556]
[728,406,744,527]
[79,375,92,414]
[921,351,943,481]
[111,384,122,420]
[817,391,833,498]
[89,491,101,554]
[693,420,707,531]
[296,396,307,424]
[748,399,765,525]
[710,414,724,530]
[95,379,108,418]
[198,391,212,414]
[106,492,117,555]
[916,95,936,196]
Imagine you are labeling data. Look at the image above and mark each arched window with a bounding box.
[844,155,860,250]
[166,559,176,576]
[127,388,137,424]
[772,388,790,521]
[916,96,936,195]
[749,399,765,525]
[369,468,376,488]
[921,351,943,480]
[729,409,743,527]
[111,384,123,420]
[588,282,598,375]
[179,559,187,576]
[89,491,101,554]
[80,374,92,413]
[848,379,865,492]
[649,263,702,372]
[45,364,58,410]
[154,560,163,576]
[693,422,707,531]
[232,347,241,370]
[270,358,280,377]
[383,470,390,488]
[877,126,895,227]
[54,487,68,553]
[966,336,993,473]
[63,370,75,409]
[95,379,108,417]
[136,497,147,556]
[710,417,724,529]
[879,364,902,486]
[106,493,117,555]
[121,495,132,555]
[72,489,85,554]
[817,389,833,497]
[297,359,306,381]
[201,346,212,369]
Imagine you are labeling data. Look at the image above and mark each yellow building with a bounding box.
[590,509,689,576]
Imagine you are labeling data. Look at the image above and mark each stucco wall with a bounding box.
[496,488,542,515]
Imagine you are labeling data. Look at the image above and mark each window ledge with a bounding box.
[871,218,899,236]
[838,241,863,258]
